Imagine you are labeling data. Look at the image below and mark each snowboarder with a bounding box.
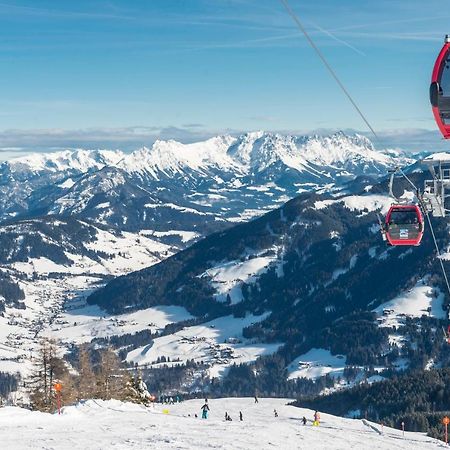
[302,416,307,426]
[239,411,243,421]
[313,410,321,426]
[274,409,278,418]
[201,402,210,419]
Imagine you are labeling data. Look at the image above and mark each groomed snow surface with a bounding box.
[0,398,442,450]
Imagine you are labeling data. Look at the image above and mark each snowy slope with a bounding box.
[287,348,347,380]
[42,305,193,345]
[0,398,442,450]
[126,313,282,379]
[374,280,446,327]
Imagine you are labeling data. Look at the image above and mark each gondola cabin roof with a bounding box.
[430,35,450,139]
[385,204,424,246]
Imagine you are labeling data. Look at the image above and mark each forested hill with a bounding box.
[87,171,449,363]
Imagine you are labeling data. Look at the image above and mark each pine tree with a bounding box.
[76,344,96,400]
[97,347,124,400]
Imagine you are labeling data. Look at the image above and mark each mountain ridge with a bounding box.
[0,132,414,236]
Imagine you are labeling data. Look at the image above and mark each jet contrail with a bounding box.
[311,22,366,56]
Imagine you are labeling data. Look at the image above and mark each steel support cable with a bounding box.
[278,0,379,142]
[398,168,420,194]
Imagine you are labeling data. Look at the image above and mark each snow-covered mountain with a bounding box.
[83,169,450,392]
[0,131,425,398]
[0,132,413,236]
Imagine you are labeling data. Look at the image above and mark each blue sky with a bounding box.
[1,0,450,156]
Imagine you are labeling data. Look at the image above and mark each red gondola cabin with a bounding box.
[385,204,424,246]
[430,35,450,139]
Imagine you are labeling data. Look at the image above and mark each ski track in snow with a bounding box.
[0,398,442,450]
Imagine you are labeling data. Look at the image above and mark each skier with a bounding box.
[313,410,321,426]
[274,409,278,418]
[201,402,210,419]
[254,395,259,404]
[169,396,174,405]
[302,416,307,426]
[239,411,243,421]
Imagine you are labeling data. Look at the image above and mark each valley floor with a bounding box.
[0,398,443,449]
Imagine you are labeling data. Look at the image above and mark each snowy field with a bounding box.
[374,279,446,329]
[43,304,193,345]
[314,194,393,215]
[0,397,442,450]
[127,313,282,378]
[200,253,281,304]
[287,348,346,380]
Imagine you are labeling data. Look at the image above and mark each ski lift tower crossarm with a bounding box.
[422,157,450,218]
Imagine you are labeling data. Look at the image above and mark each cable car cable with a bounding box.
[398,168,420,194]
[278,0,380,143]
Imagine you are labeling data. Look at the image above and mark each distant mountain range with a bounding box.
[0,132,413,241]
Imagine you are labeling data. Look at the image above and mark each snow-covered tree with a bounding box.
[125,371,153,405]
